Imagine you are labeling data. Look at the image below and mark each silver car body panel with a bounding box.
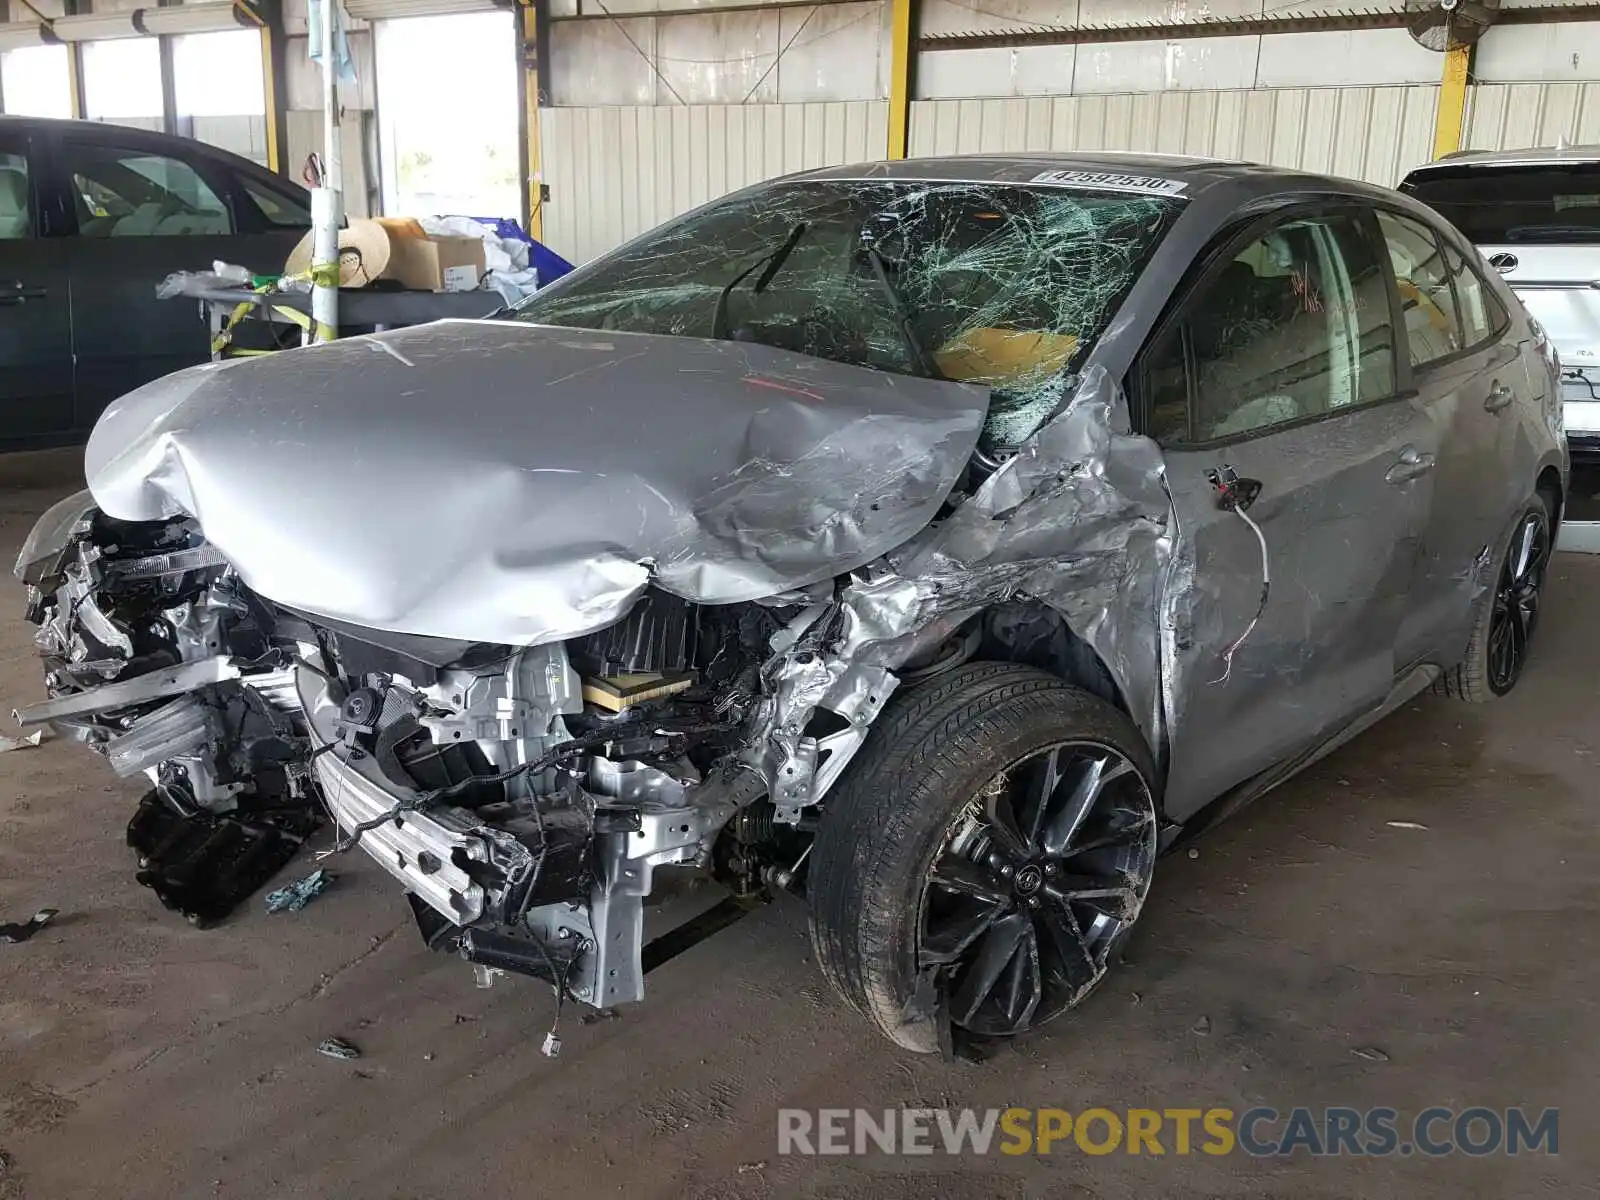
[749,363,1174,819]
[13,488,96,579]
[13,656,241,726]
[84,319,988,645]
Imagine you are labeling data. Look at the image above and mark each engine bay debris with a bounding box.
[128,789,322,926]
[0,908,58,944]
[315,1036,361,1061]
[0,730,45,753]
[265,867,335,914]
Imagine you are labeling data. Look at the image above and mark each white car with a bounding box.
[1402,147,1600,457]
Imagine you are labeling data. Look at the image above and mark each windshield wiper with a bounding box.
[864,245,941,379]
[711,222,808,340]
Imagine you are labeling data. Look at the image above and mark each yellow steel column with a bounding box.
[521,0,545,242]
[886,0,913,159]
[1433,43,1470,160]
[260,25,282,174]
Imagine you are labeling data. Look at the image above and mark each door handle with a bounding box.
[0,285,48,306]
[1386,445,1436,485]
[1485,381,1515,413]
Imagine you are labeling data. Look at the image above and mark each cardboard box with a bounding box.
[383,235,486,293]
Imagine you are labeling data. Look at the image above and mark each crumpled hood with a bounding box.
[86,320,987,645]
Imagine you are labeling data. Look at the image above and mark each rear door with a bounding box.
[55,129,308,426]
[0,124,74,447]
[1376,209,1525,670]
[1138,203,1432,820]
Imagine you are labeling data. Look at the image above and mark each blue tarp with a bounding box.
[466,216,576,287]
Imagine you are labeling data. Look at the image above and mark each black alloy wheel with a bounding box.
[921,740,1157,1036]
[1487,505,1551,695]
[808,662,1160,1052]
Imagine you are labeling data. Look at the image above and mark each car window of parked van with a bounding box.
[0,149,31,239]
[242,179,311,228]
[1403,162,1600,244]
[63,141,231,237]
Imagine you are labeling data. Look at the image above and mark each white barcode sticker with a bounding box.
[1029,169,1188,197]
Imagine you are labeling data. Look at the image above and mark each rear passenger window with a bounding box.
[1377,211,1464,365]
[1441,239,1506,347]
[242,180,311,228]
[63,142,231,237]
[1142,208,1398,444]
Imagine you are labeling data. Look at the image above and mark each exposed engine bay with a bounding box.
[15,497,935,1007]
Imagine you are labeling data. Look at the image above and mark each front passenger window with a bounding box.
[1143,209,1397,444]
[63,143,231,238]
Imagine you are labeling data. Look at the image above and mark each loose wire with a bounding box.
[1212,504,1270,685]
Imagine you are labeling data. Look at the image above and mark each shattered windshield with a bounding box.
[515,179,1181,445]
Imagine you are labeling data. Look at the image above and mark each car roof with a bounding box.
[791,151,1398,202]
[0,114,193,140]
[0,114,304,193]
[1404,144,1600,174]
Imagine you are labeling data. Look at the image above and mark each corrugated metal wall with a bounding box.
[533,7,1600,266]
[189,115,270,166]
[908,86,1440,187]
[539,100,887,265]
[1464,82,1600,150]
[537,86,1440,264]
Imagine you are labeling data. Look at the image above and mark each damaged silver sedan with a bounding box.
[13,154,1569,1053]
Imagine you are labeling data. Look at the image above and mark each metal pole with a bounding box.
[260,18,287,176]
[309,0,343,343]
[1432,42,1471,161]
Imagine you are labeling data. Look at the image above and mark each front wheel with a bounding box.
[807,662,1159,1052]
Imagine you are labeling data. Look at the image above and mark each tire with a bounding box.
[1433,493,1554,703]
[808,661,1158,1053]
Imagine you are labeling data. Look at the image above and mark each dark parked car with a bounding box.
[0,115,310,450]
[15,153,1568,1054]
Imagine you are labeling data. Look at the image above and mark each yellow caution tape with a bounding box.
[209,281,316,356]
[306,261,343,289]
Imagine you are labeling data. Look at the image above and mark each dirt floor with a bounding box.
[0,450,1595,1200]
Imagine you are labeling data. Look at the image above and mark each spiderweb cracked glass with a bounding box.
[519,180,1178,446]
